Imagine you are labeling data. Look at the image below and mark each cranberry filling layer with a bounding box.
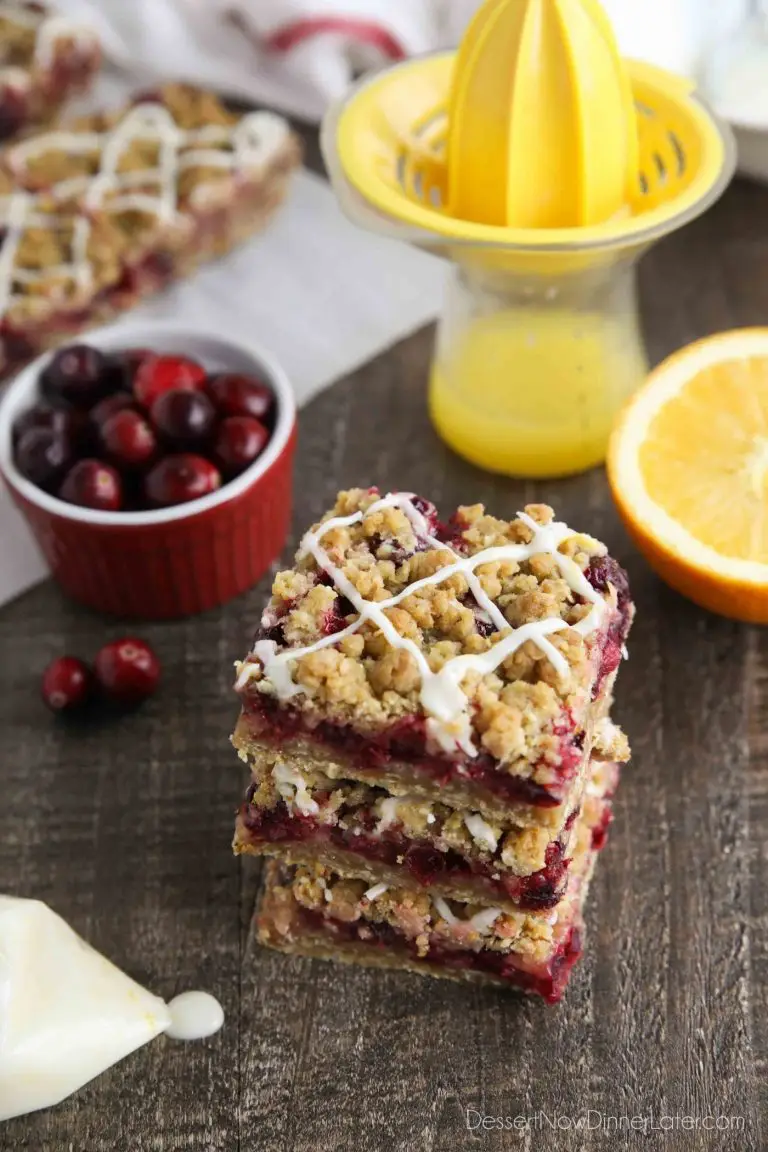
[242,695,585,808]
[241,799,577,910]
[587,556,633,701]
[295,906,582,1004]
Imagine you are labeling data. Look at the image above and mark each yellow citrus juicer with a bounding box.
[321,0,736,478]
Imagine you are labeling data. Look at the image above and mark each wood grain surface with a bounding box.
[2,177,768,1151]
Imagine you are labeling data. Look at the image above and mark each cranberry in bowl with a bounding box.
[0,323,296,619]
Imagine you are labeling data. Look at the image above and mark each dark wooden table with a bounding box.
[2,176,768,1151]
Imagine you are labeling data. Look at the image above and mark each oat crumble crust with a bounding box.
[0,3,98,116]
[237,489,629,773]
[235,749,621,881]
[0,83,302,327]
[263,770,604,970]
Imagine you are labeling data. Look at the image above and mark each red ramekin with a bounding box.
[0,322,297,619]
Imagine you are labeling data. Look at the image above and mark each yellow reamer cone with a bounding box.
[447,0,639,228]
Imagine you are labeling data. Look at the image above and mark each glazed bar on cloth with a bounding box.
[235,751,623,913]
[0,2,100,140]
[0,83,301,378]
[257,760,614,1004]
[233,490,634,827]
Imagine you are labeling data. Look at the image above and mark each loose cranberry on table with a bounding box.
[133,354,206,409]
[214,415,269,478]
[41,656,93,713]
[94,638,160,706]
[100,409,156,469]
[206,373,274,423]
[144,454,221,507]
[40,344,111,409]
[151,388,216,449]
[59,459,123,511]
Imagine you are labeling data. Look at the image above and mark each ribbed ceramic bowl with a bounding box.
[0,322,297,619]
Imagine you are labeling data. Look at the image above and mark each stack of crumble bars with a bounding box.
[232,490,633,1002]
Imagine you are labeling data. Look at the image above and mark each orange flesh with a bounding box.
[639,355,768,562]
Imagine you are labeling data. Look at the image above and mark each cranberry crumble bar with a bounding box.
[0,83,301,379]
[235,489,633,1000]
[257,756,614,1004]
[0,2,100,140]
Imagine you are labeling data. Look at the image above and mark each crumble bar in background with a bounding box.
[0,2,100,139]
[0,83,301,379]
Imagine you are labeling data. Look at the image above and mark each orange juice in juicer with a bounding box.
[322,0,736,477]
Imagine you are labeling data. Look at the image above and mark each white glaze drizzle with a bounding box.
[272,761,319,817]
[0,3,96,80]
[0,102,289,319]
[363,882,389,902]
[432,896,458,925]
[246,494,608,756]
[373,795,402,834]
[468,906,503,934]
[463,813,499,854]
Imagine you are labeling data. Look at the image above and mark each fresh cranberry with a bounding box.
[213,415,268,477]
[94,638,160,706]
[586,555,630,606]
[409,495,439,532]
[120,348,156,386]
[144,454,221,507]
[59,459,123,511]
[101,409,156,468]
[13,404,73,444]
[41,656,93,712]
[150,388,216,449]
[90,392,136,428]
[133,355,206,409]
[0,86,27,140]
[15,428,73,490]
[206,374,274,423]
[404,845,446,884]
[40,344,110,408]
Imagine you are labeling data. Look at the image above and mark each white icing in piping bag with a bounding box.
[0,896,224,1122]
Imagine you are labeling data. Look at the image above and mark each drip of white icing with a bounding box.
[165,992,224,1042]
[374,796,401,834]
[0,896,223,1121]
[272,761,319,817]
[251,495,607,756]
[363,883,389,902]
[432,896,458,925]
[463,813,499,854]
[468,907,502,935]
[0,103,289,319]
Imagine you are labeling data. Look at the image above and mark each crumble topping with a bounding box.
[285,771,607,964]
[242,755,618,876]
[0,3,96,85]
[236,489,630,770]
[0,83,294,324]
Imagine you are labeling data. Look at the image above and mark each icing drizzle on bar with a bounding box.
[0,2,97,82]
[0,100,289,318]
[243,494,608,757]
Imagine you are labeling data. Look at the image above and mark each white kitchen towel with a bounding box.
[53,0,479,121]
[0,154,447,608]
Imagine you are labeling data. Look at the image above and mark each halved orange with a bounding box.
[608,329,768,623]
